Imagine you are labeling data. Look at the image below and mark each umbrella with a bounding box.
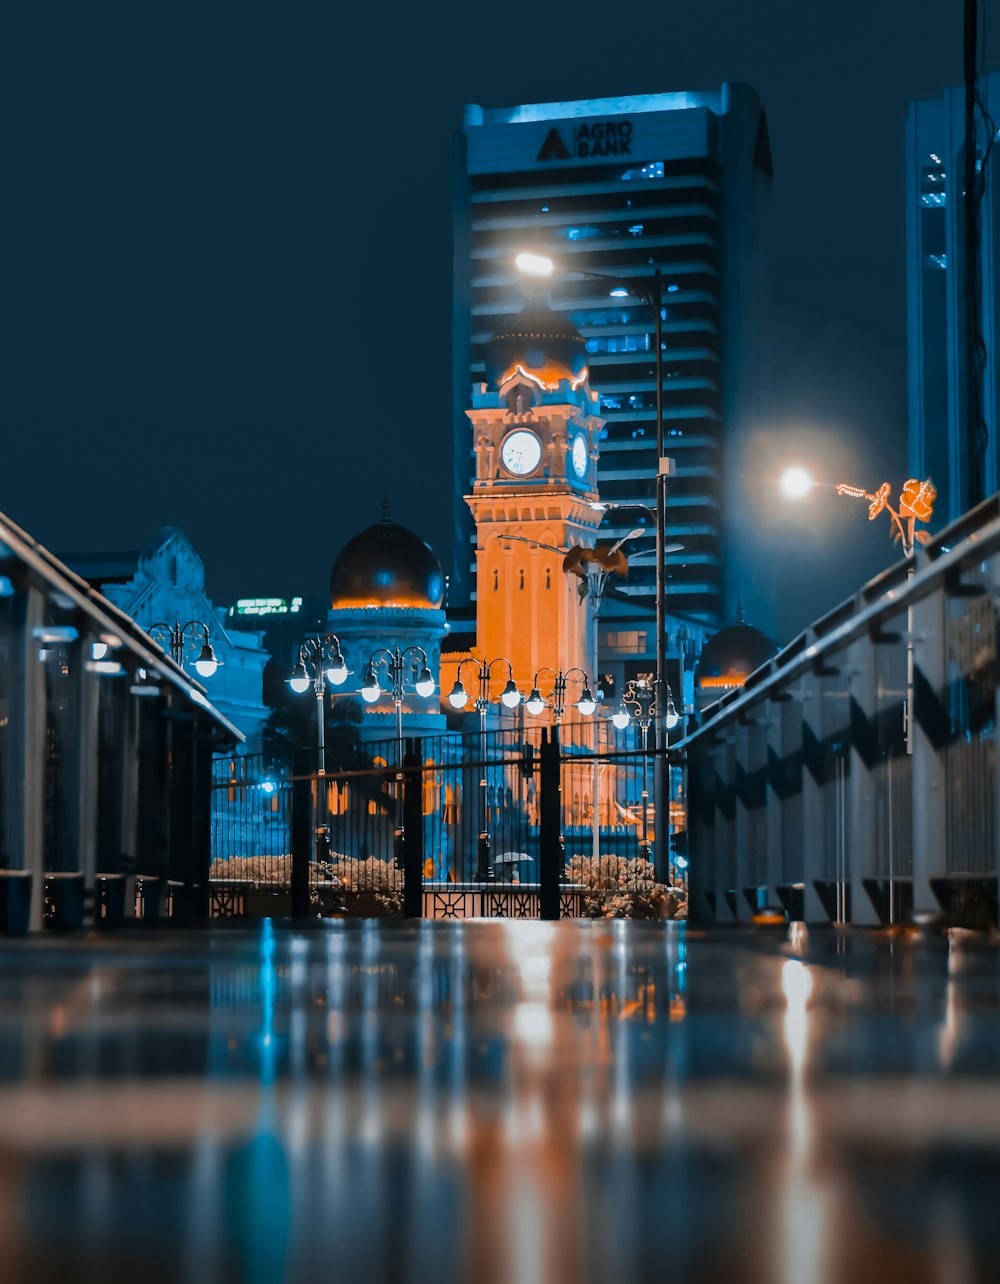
[492,852,534,865]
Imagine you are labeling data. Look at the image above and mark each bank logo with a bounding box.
[536,120,633,162]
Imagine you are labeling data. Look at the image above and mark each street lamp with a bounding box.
[358,645,437,864]
[287,633,348,860]
[148,619,222,678]
[449,656,521,878]
[517,250,676,877]
[525,666,597,722]
[615,677,680,860]
[780,467,937,557]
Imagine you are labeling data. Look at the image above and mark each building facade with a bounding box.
[906,71,1000,526]
[96,528,271,751]
[454,83,774,651]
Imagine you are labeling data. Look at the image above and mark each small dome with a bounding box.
[330,516,444,610]
[696,622,778,701]
[484,302,589,399]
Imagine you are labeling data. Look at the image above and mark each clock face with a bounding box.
[571,433,588,479]
[501,429,542,477]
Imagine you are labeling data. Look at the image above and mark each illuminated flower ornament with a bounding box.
[833,476,936,554]
[899,477,937,523]
[867,482,891,521]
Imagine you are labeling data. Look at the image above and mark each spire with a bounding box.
[735,588,745,625]
[381,490,391,522]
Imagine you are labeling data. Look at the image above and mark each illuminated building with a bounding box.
[327,507,448,744]
[66,527,271,750]
[459,299,604,688]
[454,84,774,650]
[906,71,1000,526]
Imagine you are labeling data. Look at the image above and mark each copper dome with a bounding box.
[329,517,444,610]
[696,623,778,697]
[484,302,589,394]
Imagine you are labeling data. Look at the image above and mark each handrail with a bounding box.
[0,509,242,743]
[680,491,1000,749]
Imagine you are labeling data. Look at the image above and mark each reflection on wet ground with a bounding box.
[2,921,1000,1281]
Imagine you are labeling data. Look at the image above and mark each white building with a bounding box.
[95,527,270,751]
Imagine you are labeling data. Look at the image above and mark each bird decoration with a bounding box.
[500,529,644,600]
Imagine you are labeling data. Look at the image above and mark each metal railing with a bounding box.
[682,492,1000,927]
[209,722,687,920]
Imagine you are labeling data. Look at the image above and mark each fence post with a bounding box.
[5,584,46,933]
[847,633,881,926]
[911,583,949,916]
[291,751,312,919]
[539,726,561,921]
[799,668,829,924]
[402,737,424,918]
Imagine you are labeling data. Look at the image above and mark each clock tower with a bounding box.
[464,301,605,691]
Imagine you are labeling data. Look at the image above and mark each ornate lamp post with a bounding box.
[288,633,348,859]
[524,666,596,723]
[447,657,521,878]
[358,645,436,862]
[148,619,222,678]
[612,677,680,861]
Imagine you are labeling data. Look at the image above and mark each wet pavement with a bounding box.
[2,920,1000,1282]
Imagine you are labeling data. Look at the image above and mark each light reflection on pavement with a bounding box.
[1,921,1000,1281]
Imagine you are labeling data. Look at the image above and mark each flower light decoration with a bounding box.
[834,477,937,556]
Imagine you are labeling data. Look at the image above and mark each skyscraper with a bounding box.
[453,83,774,677]
[906,71,1000,527]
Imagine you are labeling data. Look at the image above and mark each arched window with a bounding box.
[493,569,499,591]
[545,568,551,590]
[519,568,525,590]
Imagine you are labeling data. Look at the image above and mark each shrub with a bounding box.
[566,855,687,920]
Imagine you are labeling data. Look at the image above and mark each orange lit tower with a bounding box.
[463,302,605,693]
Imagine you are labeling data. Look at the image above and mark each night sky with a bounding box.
[7,3,999,640]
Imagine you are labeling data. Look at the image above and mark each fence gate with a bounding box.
[209,724,683,921]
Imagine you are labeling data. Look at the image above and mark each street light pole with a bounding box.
[360,645,436,865]
[651,267,672,883]
[288,634,348,861]
[448,657,521,879]
[620,678,657,860]
[515,251,676,877]
[148,619,222,678]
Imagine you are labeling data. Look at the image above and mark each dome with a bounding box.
[484,302,589,400]
[696,622,778,699]
[329,515,444,610]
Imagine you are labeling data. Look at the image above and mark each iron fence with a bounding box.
[209,720,686,920]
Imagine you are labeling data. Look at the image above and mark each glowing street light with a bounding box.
[288,659,311,694]
[524,666,598,723]
[514,251,554,277]
[779,466,813,500]
[286,632,349,861]
[358,644,438,864]
[450,656,521,878]
[148,619,222,680]
[781,465,937,557]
